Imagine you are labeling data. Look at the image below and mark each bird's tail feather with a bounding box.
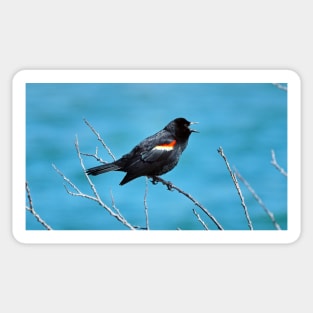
[86,162,121,176]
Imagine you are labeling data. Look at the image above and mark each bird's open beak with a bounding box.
[189,121,199,133]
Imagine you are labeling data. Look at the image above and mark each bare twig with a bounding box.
[150,176,223,230]
[234,168,281,230]
[80,146,106,164]
[271,150,287,177]
[25,181,52,230]
[144,178,150,230]
[217,147,253,230]
[109,190,129,223]
[192,209,209,230]
[272,83,288,91]
[83,118,116,161]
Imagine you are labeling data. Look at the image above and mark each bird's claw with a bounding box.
[149,176,174,191]
[166,182,173,191]
[150,176,159,185]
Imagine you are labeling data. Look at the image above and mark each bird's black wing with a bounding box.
[140,138,177,163]
[120,129,176,169]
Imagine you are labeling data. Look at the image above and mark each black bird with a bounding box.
[86,117,198,185]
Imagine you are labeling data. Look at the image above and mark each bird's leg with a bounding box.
[149,176,159,185]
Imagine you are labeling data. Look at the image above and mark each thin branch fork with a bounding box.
[80,147,106,164]
[234,168,281,230]
[83,118,116,161]
[192,209,209,230]
[271,150,287,177]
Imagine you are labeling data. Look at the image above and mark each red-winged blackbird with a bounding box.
[86,117,198,185]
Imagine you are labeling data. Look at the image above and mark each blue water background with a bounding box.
[26,83,287,230]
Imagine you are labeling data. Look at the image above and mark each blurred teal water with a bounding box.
[26,83,287,230]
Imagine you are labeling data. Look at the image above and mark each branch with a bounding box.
[52,136,136,230]
[271,150,287,177]
[234,168,281,230]
[25,181,52,230]
[217,147,253,230]
[143,178,150,230]
[272,83,288,91]
[192,209,209,230]
[150,176,223,230]
[80,146,107,164]
[83,118,116,161]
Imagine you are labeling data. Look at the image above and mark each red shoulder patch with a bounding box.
[159,140,176,147]
[153,140,177,151]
